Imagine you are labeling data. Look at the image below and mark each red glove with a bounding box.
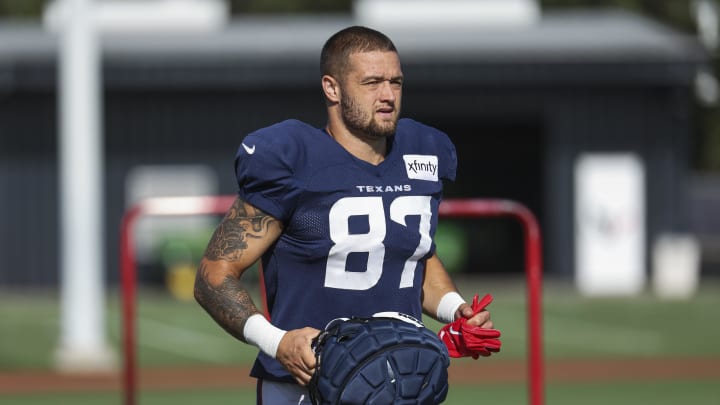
[438,294,502,359]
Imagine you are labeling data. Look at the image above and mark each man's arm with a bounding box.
[194,196,318,385]
[421,253,492,328]
[194,196,281,340]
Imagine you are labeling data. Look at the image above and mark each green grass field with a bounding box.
[1,277,719,404]
[1,381,719,405]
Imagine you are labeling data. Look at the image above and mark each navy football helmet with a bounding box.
[308,313,450,405]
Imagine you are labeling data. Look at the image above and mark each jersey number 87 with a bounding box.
[325,196,432,291]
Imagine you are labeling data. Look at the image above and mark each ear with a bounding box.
[322,75,341,103]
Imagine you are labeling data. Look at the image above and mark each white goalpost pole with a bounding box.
[46,0,228,374]
[55,0,115,371]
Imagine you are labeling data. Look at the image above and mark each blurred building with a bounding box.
[0,8,712,286]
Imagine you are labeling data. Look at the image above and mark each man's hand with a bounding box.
[276,327,321,386]
[438,294,502,359]
[458,293,494,328]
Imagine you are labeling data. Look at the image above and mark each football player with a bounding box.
[194,26,498,404]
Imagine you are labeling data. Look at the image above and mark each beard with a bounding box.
[340,92,399,139]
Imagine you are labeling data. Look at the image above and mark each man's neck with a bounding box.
[326,123,387,166]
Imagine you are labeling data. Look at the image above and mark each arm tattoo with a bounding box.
[204,197,278,262]
[194,262,259,343]
[195,197,280,342]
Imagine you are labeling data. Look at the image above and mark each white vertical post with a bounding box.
[55,0,115,371]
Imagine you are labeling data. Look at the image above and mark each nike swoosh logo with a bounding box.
[242,143,255,154]
[449,326,461,335]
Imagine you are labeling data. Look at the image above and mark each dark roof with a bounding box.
[0,9,707,89]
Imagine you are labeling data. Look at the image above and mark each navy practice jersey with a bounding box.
[234,118,457,382]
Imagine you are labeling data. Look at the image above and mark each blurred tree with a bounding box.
[0,0,44,17]
[700,101,720,171]
[543,0,694,31]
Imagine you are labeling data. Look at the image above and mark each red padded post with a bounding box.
[439,199,544,405]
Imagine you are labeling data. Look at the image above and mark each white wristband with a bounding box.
[436,292,466,324]
[243,314,287,359]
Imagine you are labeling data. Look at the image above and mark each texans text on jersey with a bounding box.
[355,184,412,193]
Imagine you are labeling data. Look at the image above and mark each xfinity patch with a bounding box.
[403,155,439,181]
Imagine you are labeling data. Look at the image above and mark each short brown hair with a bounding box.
[320,26,398,79]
